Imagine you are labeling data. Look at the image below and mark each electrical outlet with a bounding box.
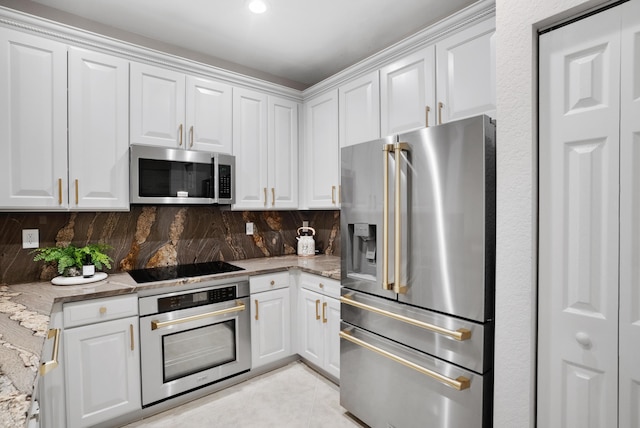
[302,220,309,228]
[246,222,254,235]
[22,229,39,249]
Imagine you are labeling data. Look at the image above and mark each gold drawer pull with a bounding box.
[99,306,107,315]
[340,330,470,391]
[341,295,471,341]
[40,329,60,376]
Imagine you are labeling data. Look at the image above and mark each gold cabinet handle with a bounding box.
[271,188,275,207]
[270,280,275,286]
[322,302,327,323]
[340,330,470,391]
[178,124,183,146]
[341,295,471,341]
[189,125,194,148]
[331,186,336,205]
[130,324,135,351]
[74,179,79,205]
[338,185,341,204]
[315,299,321,320]
[99,306,107,315]
[58,178,63,205]
[39,328,60,376]
[319,282,324,289]
[425,105,431,127]
[438,102,444,125]
[152,301,245,330]
[255,299,259,321]
[263,187,267,207]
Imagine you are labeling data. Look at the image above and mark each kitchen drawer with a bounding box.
[63,295,138,328]
[250,271,289,294]
[299,272,340,299]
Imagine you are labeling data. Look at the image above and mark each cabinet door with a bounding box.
[185,76,232,154]
[380,46,435,136]
[339,71,380,146]
[322,296,341,380]
[435,18,496,123]
[0,28,67,209]
[130,62,185,148]
[233,87,268,209]
[298,287,323,367]
[64,316,141,428]
[68,47,129,211]
[538,10,620,427]
[303,89,340,209]
[251,288,291,368]
[269,96,298,209]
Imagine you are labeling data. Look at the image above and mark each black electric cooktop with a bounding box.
[128,261,245,284]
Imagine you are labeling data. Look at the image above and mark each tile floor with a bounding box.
[123,361,366,428]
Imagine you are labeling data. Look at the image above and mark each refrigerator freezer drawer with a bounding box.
[341,289,493,373]
[340,323,492,428]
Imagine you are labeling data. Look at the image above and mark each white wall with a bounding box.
[494,0,611,426]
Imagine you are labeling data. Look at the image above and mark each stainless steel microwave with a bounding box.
[130,145,235,205]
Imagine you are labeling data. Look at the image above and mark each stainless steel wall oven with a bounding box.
[138,278,250,406]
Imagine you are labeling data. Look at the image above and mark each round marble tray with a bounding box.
[51,272,108,286]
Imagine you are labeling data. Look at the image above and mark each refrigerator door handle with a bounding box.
[341,295,472,341]
[384,142,410,294]
[339,329,471,391]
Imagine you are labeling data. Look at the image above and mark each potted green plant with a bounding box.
[32,243,113,278]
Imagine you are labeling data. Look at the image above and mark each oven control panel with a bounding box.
[157,285,236,313]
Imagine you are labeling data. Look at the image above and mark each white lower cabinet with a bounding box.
[250,273,292,369]
[63,296,140,428]
[298,273,340,380]
[36,306,66,428]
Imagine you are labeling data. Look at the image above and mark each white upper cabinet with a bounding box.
[68,47,129,210]
[186,76,233,153]
[130,63,185,149]
[0,28,68,210]
[339,71,380,147]
[380,46,435,136]
[130,62,232,153]
[435,17,496,123]
[303,89,340,209]
[233,89,298,210]
[268,96,299,209]
[233,87,268,209]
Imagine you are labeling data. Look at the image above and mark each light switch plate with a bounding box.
[246,222,254,235]
[22,229,39,249]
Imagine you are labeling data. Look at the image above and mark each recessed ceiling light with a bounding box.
[248,0,267,14]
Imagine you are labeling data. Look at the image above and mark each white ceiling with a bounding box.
[2,0,477,89]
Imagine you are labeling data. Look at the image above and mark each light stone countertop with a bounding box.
[0,255,340,427]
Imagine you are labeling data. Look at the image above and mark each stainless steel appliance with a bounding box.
[138,276,250,406]
[340,114,495,428]
[130,144,235,205]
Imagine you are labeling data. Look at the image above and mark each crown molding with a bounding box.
[302,0,496,100]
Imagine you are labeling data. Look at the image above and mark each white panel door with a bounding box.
[619,2,640,426]
[130,62,185,148]
[298,287,323,367]
[304,89,340,209]
[251,288,292,369]
[538,8,621,428]
[64,316,141,428]
[435,18,496,123]
[268,96,298,209]
[68,47,129,211]
[380,46,435,136]
[232,87,268,209]
[322,296,341,380]
[0,28,67,209]
[339,70,380,146]
[185,76,232,154]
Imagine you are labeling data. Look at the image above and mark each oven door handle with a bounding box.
[151,301,246,330]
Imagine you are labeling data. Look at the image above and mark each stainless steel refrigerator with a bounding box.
[340,114,495,428]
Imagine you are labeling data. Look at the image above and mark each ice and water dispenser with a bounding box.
[347,223,377,280]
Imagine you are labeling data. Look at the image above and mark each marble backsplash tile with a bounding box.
[0,207,340,285]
